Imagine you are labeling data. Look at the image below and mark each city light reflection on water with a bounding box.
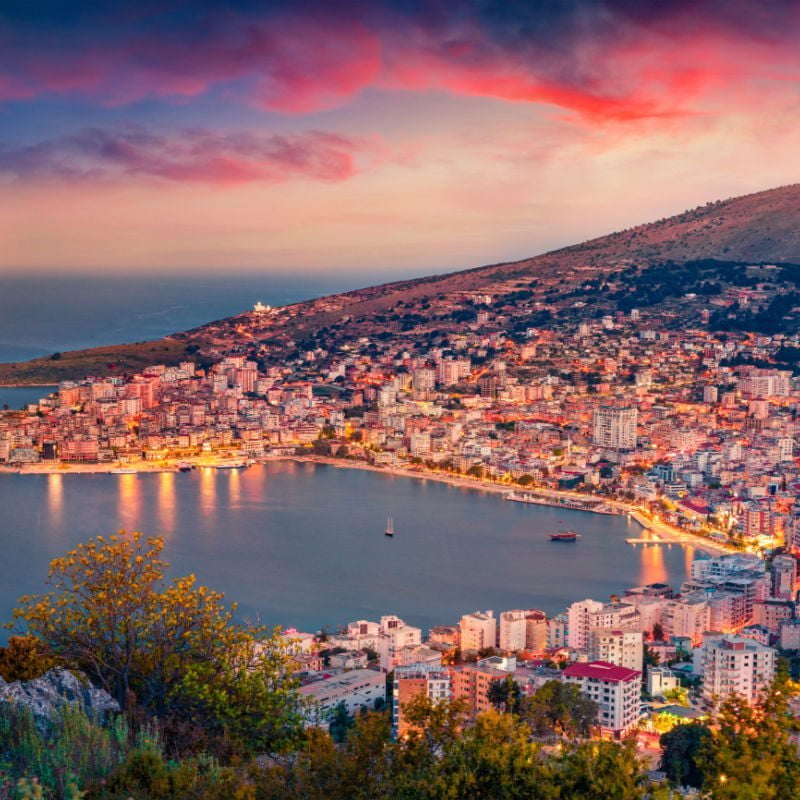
[639,542,667,586]
[117,473,140,530]
[47,473,62,523]
[199,467,217,521]
[1,462,697,641]
[157,472,176,536]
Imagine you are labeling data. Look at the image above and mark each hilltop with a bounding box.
[3,183,800,384]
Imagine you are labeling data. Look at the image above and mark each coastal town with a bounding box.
[2,277,800,756]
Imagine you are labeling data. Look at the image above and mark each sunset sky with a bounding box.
[2,0,799,276]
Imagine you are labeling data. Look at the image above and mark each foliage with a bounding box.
[698,681,800,800]
[9,533,303,758]
[0,702,128,800]
[0,636,59,682]
[554,740,646,800]
[521,680,599,739]
[486,674,522,712]
[659,722,713,789]
[662,687,689,706]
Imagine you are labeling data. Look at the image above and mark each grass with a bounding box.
[0,338,207,386]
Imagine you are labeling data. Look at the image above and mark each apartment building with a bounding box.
[694,634,776,707]
[392,662,452,739]
[562,661,642,739]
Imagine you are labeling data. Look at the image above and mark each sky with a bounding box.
[1,0,800,277]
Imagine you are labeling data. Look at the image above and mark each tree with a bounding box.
[699,682,800,799]
[521,680,598,739]
[659,722,712,788]
[487,674,522,713]
[651,622,665,641]
[10,532,303,755]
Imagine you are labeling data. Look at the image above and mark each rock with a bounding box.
[0,668,120,724]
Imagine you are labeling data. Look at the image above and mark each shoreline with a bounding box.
[1,453,739,558]
[293,456,737,558]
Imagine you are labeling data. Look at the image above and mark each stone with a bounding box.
[0,668,120,724]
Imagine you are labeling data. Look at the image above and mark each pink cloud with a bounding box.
[0,126,378,185]
[2,4,800,125]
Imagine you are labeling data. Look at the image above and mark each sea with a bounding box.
[0,270,698,643]
[0,461,697,645]
[0,269,424,365]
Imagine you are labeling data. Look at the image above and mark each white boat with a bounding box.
[385,517,394,537]
[110,467,136,475]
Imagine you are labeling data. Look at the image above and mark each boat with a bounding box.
[385,517,394,537]
[177,463,193,472]
[214,460,249,469]
[549,531,578,542]
[110,467,137,475]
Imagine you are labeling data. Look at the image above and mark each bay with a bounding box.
[0,461,695,644]
[0,385,58,410]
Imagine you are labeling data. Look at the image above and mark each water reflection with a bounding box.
[639,542,667,586]
[199,467,216,518]
[157,472,175,535]
[685,545,697,574]
[47,474,63,523]
[117,474,141,529]
[228,469,241,507]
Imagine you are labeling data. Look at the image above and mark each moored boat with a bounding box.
[549,531,578,541]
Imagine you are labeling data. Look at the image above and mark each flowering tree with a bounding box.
[10,532,303,754]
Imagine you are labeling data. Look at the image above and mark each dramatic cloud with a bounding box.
[2,1,799,120]
[0,126,375,184]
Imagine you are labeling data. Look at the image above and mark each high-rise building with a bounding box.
[771,554,797,601]
[460,610,496,652]
[498,609,527,652]
[592,406,637,450]
[587,629,643,672]
[695,634,776,707]
[562,661,642,739]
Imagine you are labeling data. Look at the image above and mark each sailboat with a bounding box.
[385,516,394,537]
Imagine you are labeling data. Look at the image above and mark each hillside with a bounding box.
[4,183,800,384]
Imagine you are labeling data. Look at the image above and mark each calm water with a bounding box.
[0,385,57,409]
[0,270,428,364]
[0,461,696,643]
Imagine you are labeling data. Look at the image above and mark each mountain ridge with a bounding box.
[3,182,800,384]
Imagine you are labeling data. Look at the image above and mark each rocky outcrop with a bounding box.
[0,668,119,723]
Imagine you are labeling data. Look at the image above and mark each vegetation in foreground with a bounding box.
[1,533,799,799]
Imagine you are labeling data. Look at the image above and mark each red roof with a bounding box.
[563,661,641,683]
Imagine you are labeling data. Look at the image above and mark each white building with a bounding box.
[562,661,642,739]
[588,628,643,672]
[694,634,776,707]
[662,597,710,646]
[647,666,681,698]
[498,609,528,652]
[567,599,639,650]
[460,610,497,652]
[300,669,387,726]
[567,599,604,650]
[592,406,638,450]
[377,615,422,672]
